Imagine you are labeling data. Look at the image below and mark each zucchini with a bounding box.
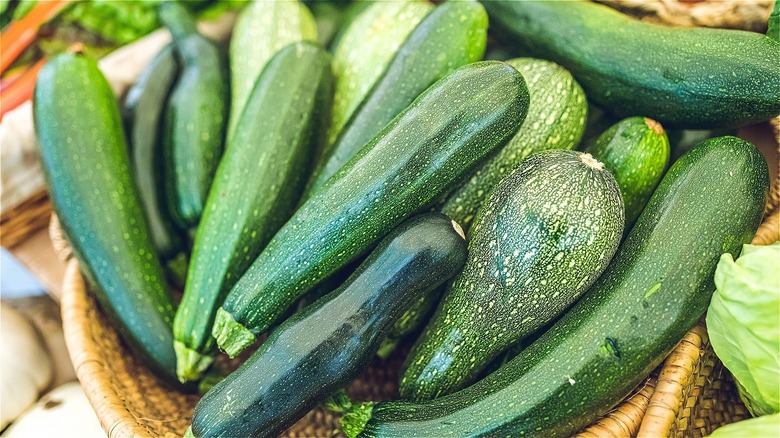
[441,57,587,231]
[482,0,780,129]
[122,44,185,260]
[173,42,333,382]
[187,213,468,438]
[160,2,229,228]
[34,53,178,383]
[213,61,530,358]
[400,150,625,402]
[226,0,317,140]
[345,136,769,437]
[307,0,488,196]
[326,0,433,148]
[583,117,670,228]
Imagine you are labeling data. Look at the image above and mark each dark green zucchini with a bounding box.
[160,2,228,228]
[583,117,670,228]
[172,42,333,382]
[482,0,780,129]
[345,136,769,437]
[400,150,625,402]
[187,213,467,438]
[34,53,178,383]
[441,57,587,231]
[213,61,530,358]
[122,44,185,260]
[305,0,488,196]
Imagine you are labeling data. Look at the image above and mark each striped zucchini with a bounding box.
[173,42,333,382]
[212,61,530,358]
[227,0,317,140]
[441,58,587,231]
[400,150,624,401]
[325,0,433,148]
[584,117,670,228]
[345,136,769,437]
[306,0,488,196]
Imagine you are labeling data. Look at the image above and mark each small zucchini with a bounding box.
[160,2,229,228]
[583,116,670,228]
[344,136,769,437]
[400,150,624,401]
[213,61,530,358]
[188,213,467,438]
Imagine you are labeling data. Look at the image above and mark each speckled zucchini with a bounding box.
[325,0,433,149]
[122,44,185,260]
[441,57,587,231]
[400,150,624,402]
[306,0,488,196]
[482,0,780,128]
[212,61,530,358]
[35,52,178,383]
[583,117,670,228]
[160,2,228,228]
[173,42,333,383]
[226,0,317,140]
[345,136,769,437]
[187,213,467,438]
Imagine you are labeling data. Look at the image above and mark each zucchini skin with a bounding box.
[400,150,624,402]
[584,117,670,228]
[189,213,467,438]
[34,53,178,383]
[160,2,229,228]
[441,57,587,231]
[172,42,333,382]
[213,61,530,357]
[227,0,317,140]
[353,136,768,437]
[482,0,780,129]
[306,0,488,196]
[122,44,185,261]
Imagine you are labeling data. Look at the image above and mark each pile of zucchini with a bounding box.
[33,0,777,436]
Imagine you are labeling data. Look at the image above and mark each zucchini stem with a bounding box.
[340,401,374,438]
[212,308,255,358]
[174,341,214,383]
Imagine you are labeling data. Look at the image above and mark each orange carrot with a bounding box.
[1,57,47,119]
[0,0,73,74]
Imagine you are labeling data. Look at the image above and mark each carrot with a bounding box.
[1,57,46,119]
[0,0,73,74]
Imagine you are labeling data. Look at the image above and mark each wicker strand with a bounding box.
[576,377,658,437]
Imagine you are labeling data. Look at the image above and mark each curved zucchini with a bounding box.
[122,44,185,260]
[306,0,488,196]
[213,61,530,358]
[35,53,178,383]
[583,117,670,228]
[346,136,769,437]
[400,150,624,401]
[160,2,229,228]
[441,57,587,231]
[188,213,467,438]
[482,0,780,128]
[173,42,333,382]
[227,0,317,140]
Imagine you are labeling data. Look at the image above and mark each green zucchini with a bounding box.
[306,0,488,197]
[482,0,780,129]
[122,44,185,260]
[376,285,446,359]
[213,61,530,358]
[584,117,670,228]
[441,57,587,231]
[325,0,433,148]
[400,150,625,402]
[227,0,317,140]
[187,213,468,438]
[34,53,178,383]
[173,42,333,382]
[160,2,229,228]
[345,136,769,437]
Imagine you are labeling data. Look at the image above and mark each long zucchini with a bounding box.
[213,61,530,358]
[345,136,769,437]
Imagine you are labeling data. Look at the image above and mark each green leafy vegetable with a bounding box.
[707,242,780,417]
[707,412,780,437]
